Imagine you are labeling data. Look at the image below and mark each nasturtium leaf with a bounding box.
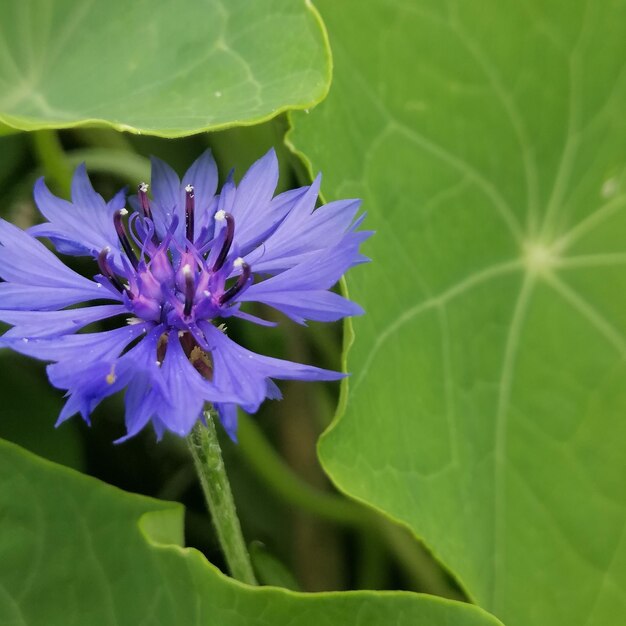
[290,1,626,625]
[0,0,330,136]
[0,439,502,626]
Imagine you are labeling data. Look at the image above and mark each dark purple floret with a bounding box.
[113,209,139,270]
[97,247,124,293]
[219,259,251,305]
[184,184,195,243]
[212,210,235,272]
[138,183,152,219]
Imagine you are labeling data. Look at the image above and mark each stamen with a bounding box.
[113,209,139,270]
[219,258,251,305]
[178,330,196,356]
[182,264,195,317]
[127,211,148,252]
[189,345,213,380]
[138,183,152,219]
[137,182,161,247]
[185,184,195,243]
[97,247,125,292]
[212,211,235,272]
[106,364,117,385]
[157,333,168,363]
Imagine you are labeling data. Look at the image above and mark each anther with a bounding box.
[97,247,125,292]
[113,209,139,270]
[138,183,153,220]
[182,264,195,317]
[212,212,235,272]
[185,184,195,243]
[219,259,251,305]
[189,345,213,380]
[106,365,117,385]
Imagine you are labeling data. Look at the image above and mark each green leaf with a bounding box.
[290,1,626,625]
[0,439,501,626]
[0,0,331,137]
[249,541,301,590]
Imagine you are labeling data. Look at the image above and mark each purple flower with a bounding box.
[0,150,370,441]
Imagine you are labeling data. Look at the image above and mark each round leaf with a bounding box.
[290,1,626,625]
[0,0,331,136]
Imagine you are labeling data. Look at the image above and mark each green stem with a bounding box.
[73,127,136,152]
[186,414,257,585]
[31,130,72,197]
[65,148,150,185]
[237,412,368,527]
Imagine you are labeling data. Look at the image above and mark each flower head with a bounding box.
[0,150,370,441]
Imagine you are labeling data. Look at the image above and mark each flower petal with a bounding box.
[214,403,239,442]
[233,186,308,256]
[46,324,155,429]
[0,304,128,339]
[238,232,369,323]
[2,324,149,365]
[155,332,241,436]
[231,149,279,226]
[230,309,277,327]
[53,359,127,426]
[246,232,369,295]
[115,327,170,442]
[0,283,108,311]
[71,163,107,212]
[239,290,363,324]
[200,322,344,415]
[31,167,123,261]
[150,156,181,237]
[0,220,94,287]
[242,176,321,272]
[244,193,369,277]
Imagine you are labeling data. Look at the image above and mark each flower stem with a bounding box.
[65,149,151,185]
[31,130,72,197]
[237,412,368,527]
[186,414,257,585]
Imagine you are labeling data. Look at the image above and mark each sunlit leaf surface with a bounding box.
[0,440,502,626]
[0,0,331,136]
[291,2,626,625]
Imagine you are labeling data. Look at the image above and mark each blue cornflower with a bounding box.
[0,150,370,441]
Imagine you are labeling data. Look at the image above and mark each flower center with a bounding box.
[96,187,253,330]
